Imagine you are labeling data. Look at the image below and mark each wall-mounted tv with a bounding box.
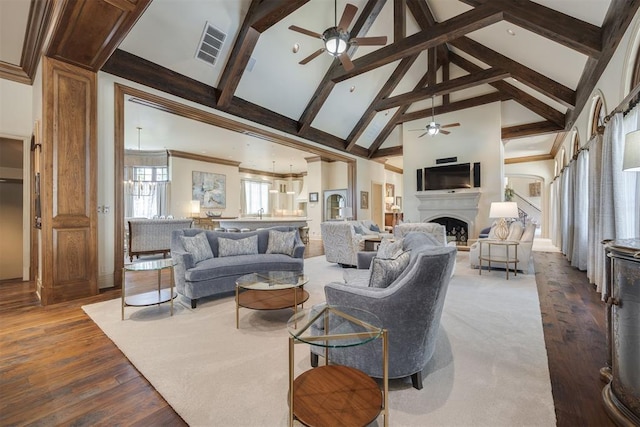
[424,163,471,190]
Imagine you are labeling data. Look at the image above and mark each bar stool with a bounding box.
[240,228,251,233]
[214,227,225,232]
[299,226,310,245]
[226,227,240,232]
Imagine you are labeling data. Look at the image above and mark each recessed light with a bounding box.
[506,28,516,36]
[350,85,356,92]
[293,43,300,53]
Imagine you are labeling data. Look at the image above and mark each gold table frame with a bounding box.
[478,239,520,280]
[288,305,388,427]
[121,258,176,320]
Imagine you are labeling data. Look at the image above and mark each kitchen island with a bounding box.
[218,217,310,231]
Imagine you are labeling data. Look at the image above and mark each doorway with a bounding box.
[371,182,383,228]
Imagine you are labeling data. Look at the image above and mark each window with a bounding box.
[132,166,168,182]
[241,179,270,215]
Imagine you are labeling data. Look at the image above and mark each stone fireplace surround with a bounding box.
[415,189,481,239]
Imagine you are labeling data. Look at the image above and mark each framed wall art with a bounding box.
[360,191,369,209]
[309,192,319,203]
[192,171,226,209]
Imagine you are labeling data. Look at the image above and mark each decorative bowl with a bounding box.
[206,211,222,218]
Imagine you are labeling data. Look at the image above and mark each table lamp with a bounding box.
[190,200,201,217]
[489,202,519,240]
[385,196,394,211]
[342,207,353,220]
[624,130,640,172]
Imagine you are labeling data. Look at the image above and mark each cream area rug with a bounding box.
[83,252,556,426]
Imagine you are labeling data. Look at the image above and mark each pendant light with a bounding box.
[269,161,278,193]
[287,164,295,194]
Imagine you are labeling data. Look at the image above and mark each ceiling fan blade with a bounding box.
[418,132,429,138]
[338,53,355,71]
[351,36,387,46]
[299,48,325,65]
[440,129,451,135]
[338,3,358,31]
[288,25,322,39]
[441,123,461,128]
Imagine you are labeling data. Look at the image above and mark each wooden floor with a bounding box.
[0,243,614,426]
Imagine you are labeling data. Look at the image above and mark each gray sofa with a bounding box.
[170,226,305,308]
[310,232,457,389]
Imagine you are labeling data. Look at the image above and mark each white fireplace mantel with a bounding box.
[415,189,482,237]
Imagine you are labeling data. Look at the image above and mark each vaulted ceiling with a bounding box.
[2,0,639,173]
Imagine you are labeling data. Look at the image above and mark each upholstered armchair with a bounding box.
[320,221,389,267]
[469,221,536,273]
[311,233,457,389]
[393,222,447,245]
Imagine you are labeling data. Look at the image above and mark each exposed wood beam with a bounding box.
[459,0,601,57]
[565,0,640,129]
[405,0,448,63]
[372,146,403,159]
[217,0,309,108]
[502,121,563,140]
[297,0,387,136]
[376,67,509,111]
[505,154,554,164]
[397,91,508,124]
[442,59,450,105]
[385,163,403,174]
[103,50,367,160]
[449,52,565,127]
[394,0,405,43]
[345,54,419,151]
[327,5,503,83]
[449,37,575,109]
[550,131,568,158]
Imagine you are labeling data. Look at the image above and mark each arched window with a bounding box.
[590,96,604,137]
[572,132,580,158]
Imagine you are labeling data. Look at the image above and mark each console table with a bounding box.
[478,240,519,280]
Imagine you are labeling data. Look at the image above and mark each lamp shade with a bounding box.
[190,200,201,216]
[489,202,518,219]
[342,207,353,219]
[624,130,640,172]
[385,196,394,204]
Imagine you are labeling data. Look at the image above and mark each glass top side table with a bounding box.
[122,258,177,320]
[287,305,388,427]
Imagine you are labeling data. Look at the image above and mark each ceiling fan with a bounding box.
[411,96,460,137]
[288,1,387,71]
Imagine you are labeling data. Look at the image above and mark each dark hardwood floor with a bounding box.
[0,243,614,426]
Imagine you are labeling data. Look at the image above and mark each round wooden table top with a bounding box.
[292,365,382,427]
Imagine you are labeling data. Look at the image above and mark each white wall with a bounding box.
[505,160,554,237]
[355,157,386,221]
[402,102,503,231]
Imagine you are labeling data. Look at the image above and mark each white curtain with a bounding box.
[570,147,589,270]
[592,109,640,296]
[550,178,560,248]
[560,164,574,257]
[587,134,602,287]
[124,181,170,218]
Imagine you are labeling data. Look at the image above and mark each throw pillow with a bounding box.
[353,224,365,235]
[266,229,296,256]
[218,235,258,257]
[180,232,214,264]
[369,251,410,288]
[369,223,380,232]
[376,238,403,259]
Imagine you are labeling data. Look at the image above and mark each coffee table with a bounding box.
[235,271,309,329]
[121,258,177,320]
[287,305,388,427]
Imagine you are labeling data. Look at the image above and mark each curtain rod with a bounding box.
[603,82,640,124]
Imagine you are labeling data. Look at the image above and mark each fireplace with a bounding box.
[432,217,468,245]
[415,190,481,239]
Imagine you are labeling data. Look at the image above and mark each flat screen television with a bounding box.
[424,163,471,190]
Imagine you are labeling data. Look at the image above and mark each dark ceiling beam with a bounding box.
[448,37,576,109]
[565,0,640,129]
[501,121,564,140]
[450,52,565,127]
[367,68,433,156]
[394,0,405,43]
[217,0,310,108]
[458,0,601,58]
[297,0,387,137]
[376,67,509,111]
[327,4,503,83]
[397,91,508,124]
[405,0,448,63]
[504,154,554,164]
[345,54,419,151]
[102,50,366,159]
[372,146,403,159]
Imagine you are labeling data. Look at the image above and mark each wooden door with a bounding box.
[40,57,97,304]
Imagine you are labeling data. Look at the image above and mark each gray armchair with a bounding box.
[311,233,457,389]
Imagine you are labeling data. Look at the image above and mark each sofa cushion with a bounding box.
[376,238,403,259]
[369,251,410,288]
[266,229,296,256]
[180,232,214,264]
[218,235,258,257]
[184,254,302,282]
[369,223,380,232]
[353,224,366,235]
[507,221,524,241]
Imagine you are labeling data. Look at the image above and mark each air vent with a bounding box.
[195,22,226,66]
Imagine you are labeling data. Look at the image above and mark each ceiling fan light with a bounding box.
[323,27,348,56]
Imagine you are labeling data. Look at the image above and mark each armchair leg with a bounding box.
[310,352,318,367]
[191,299,197,309]
[411,372,423,390]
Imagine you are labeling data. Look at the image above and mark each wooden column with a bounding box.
[40,57,97,304]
